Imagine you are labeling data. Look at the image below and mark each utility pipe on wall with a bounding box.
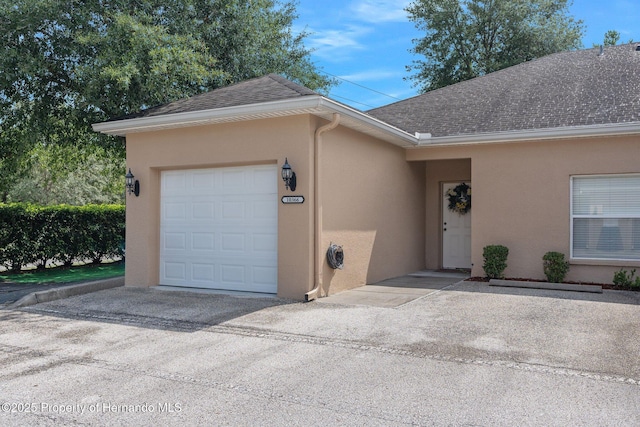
[305,113,341,302]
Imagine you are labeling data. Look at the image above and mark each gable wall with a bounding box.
[124,115,315,299]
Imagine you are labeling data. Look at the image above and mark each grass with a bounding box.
[0,261,124,286]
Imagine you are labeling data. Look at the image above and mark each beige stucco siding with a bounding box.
[124,114,426,299]
[124,115,315,299]
[409,135,640,284]
[321,125,426,295]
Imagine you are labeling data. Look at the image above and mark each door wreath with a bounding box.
[447,183,471,215]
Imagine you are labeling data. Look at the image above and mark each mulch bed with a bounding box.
[466,277,636,291]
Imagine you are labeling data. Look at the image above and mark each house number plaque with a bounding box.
[281,196,305,204]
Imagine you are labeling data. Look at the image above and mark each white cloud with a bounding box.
[339,69,404,82]
[350,0,411,23]
[305,26,373,61]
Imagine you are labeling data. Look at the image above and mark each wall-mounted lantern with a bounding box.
[281,158,297,192]
[125,168,140,197]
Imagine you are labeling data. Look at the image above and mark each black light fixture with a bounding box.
[281,158,297,192]
[125,168,140,197]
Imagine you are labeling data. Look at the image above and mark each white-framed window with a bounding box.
[571,174,640,261]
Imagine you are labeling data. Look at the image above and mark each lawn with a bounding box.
[0,262,124,285]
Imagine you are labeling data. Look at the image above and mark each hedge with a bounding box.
[0,203,125,272]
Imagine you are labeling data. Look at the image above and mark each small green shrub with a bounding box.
[483,245,509,279]
[613,269,640,289]
[542,251,570,283]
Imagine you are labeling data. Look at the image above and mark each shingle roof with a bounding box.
[368,43,640,137]
[118,73,318,120]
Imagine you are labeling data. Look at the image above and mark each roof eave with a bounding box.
[414,122,640,146]
[92,96,418,148]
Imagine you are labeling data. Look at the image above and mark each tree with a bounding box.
[405,0,585,92]
[603,30,621,47]
[0,0,332,202]
[593,30,633,48]
[7,144,126,206]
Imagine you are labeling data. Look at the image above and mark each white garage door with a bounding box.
[160,165,278,293]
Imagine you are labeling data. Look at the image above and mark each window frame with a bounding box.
[570,173,640,262]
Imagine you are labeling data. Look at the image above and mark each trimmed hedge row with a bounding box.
[0,204,125,272]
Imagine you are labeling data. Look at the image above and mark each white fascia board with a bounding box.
[415,122,640,146]
[91,96,419,147]
[92,96,326,136]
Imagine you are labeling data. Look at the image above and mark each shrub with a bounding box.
[542,251,570,283]
[613,269,640,290]
[0,203,125,271]
[483,245,509,279]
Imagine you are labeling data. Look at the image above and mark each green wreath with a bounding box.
[447,183,471,215]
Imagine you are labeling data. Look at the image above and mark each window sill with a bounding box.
[570,258,640,267]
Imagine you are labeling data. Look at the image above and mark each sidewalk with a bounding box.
[0,276,124,308]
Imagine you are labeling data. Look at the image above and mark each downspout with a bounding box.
[305,113,341,302]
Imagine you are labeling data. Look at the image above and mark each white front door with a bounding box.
[160,165,278,293]
[442,182,472,270]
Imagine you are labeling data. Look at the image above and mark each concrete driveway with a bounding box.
[1,280,639,426]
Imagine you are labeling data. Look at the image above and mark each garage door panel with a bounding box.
[163,262,187,280]
[163,232,187,250]
[191,170,215,190]
[160,165,277,293]
[220,264,246,284]
[221,200,246,220]
[253,266,277,285]
[221,232,246,253]
[191,232,215,250]
[191,263,215,282]
[163,171,187,194]
[221,169,247,190]
[253,168,278,191]
[192,202,215,219]
[252,233,277,253]
[161,232,277,255]
[163,203,187,220]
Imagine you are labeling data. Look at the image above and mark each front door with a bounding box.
[442,182,472,270]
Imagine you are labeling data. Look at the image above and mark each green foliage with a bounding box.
[0,0,334,200]
[593,30,633,48]
[482,245,509,279]
[612,269,640,290]
[542,251,570,283]
[603,30,621,47]
[7,144,125,205]
[0,204,125,272]
[405,0,585,92]
[76,12,224,118]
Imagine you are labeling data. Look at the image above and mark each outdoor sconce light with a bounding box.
[281,157,297,191]
[125,168,140,197]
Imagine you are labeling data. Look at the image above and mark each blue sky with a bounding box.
[293,0,640,109]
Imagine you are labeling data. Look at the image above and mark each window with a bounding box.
[571,174,640,261]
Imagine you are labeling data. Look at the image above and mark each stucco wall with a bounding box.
[321,125,426,295]
[124,115,315,299]
[408,135,640,284]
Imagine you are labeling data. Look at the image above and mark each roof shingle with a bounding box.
[119,74,318,120]
[368,43,640,137]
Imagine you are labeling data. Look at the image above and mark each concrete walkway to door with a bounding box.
[320,270,470,308]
